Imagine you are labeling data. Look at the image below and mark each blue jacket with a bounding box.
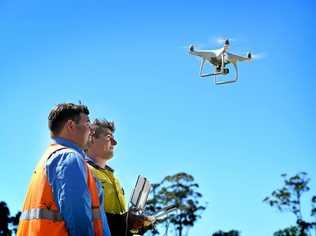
[46,137,111,236]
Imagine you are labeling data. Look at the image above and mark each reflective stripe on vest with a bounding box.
[20,208,102,221]
[20,208,63,221]
[92,208,101,220]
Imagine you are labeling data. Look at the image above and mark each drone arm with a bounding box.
[190,49,217,58]
[227,52,251,63]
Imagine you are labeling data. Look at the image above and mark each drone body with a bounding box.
[189,39,251,84]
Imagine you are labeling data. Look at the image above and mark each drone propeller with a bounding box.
[180,41,205,52]
[250,52,265,60]
[213,36,236,46]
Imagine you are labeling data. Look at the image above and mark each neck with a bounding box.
[56,133,82,149]
[87,150,108,168]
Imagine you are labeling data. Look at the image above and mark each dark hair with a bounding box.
[48,103,89,136]
[89,119,115,139]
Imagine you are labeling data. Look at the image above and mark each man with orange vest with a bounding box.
[17,103,111,236]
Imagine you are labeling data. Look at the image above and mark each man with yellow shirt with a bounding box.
[86,119,152,236]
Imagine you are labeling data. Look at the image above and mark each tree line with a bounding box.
[1,172,315,235]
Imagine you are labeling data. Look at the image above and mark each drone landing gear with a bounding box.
[200,71,224,77]
[199,61,239,85]
[214,63,238,85]
[199,59,227,78]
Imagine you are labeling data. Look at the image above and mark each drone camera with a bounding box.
[223,68,229,74]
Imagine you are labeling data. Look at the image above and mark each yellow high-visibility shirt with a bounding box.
[87,161,127,215]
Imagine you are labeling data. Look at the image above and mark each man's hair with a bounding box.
[48,103,89,136]
[89,119,115,139]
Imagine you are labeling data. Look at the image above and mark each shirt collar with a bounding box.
[52,137,85,157]
[85,155,114,172]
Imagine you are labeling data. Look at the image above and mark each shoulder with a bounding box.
[87,163,113,183]
[46,148,86,172]
[87,162,104,176]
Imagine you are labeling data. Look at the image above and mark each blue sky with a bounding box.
[1,0,315,235]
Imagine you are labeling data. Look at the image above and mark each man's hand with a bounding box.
[142,216,155,227]
[128,212,155,235]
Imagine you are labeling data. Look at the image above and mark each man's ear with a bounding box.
[65,120,76,133]
[88,135,94,145]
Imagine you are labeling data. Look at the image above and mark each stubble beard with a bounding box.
[104,151,114,161]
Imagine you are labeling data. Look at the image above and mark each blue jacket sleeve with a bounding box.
[46,151,94,236]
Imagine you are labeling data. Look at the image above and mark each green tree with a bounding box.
[263,172,316,236]
[0,201,21,236]
[273,226,307,236]
[212,229,240,236]
[145,172,206,236]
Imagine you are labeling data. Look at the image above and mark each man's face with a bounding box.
[73,113,91,148]
[92,129,117,161]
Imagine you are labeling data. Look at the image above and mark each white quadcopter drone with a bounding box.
[189,39,252,85]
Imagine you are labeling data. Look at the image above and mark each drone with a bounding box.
[189,39,252,85]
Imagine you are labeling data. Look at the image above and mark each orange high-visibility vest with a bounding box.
[17,143,103,236]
